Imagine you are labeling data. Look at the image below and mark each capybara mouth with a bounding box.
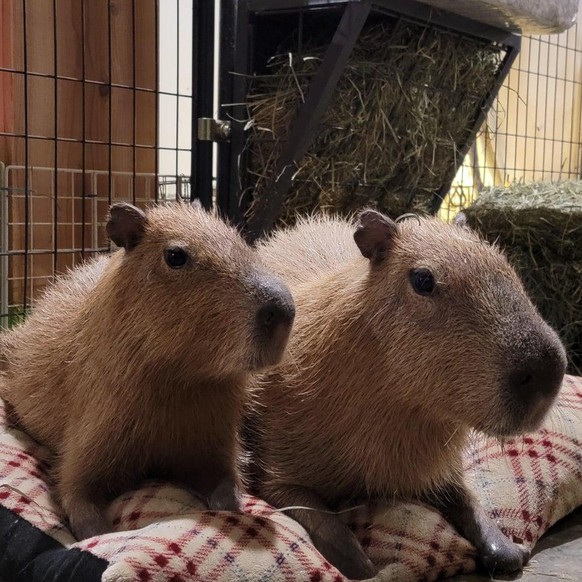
[488,331,567,437]
[250,319,294,371]
[482,389,562,438]
[250,277,295,371]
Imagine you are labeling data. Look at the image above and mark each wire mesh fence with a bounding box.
[1,0,581,326]
[441,16,582,220]
[0,0,193,327]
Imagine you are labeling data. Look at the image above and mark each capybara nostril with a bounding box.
[255,278,295,332]
[250,277,295,371]
[508,369,533,391]
[257,300,295,332]
[508,343,566,401]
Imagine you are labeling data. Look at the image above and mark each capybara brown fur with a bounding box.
[249,209,566,579]
[0,202,295,541]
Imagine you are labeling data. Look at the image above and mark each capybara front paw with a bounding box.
[311,532,376,580]
[332,551,375,581]
[208,480,242,512]
[62,495,111,540]
[480,539,530,574]
[69,511,111,541]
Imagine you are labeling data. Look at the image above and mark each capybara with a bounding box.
[0,202,295,541]
[249,209,566,579]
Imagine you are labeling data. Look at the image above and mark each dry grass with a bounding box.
[244,19,504,226]
[464,181,582,374]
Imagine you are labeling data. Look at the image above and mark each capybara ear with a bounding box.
[106,203,148,251]
[354,209,398,264]
[453,212,468,228]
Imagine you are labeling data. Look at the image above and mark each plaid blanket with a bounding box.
[1,375,581,581]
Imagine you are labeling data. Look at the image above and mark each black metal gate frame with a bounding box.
[192,0,215,211]
[215,0,521,241]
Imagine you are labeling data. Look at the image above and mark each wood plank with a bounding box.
[2,0,158,308]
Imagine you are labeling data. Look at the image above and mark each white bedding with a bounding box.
[418,0,578,34]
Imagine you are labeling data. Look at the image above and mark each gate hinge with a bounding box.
[197,118,231,142]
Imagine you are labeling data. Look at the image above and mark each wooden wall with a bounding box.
[0,0,157,312]
[489,24,582,183]
[441,18,582,220]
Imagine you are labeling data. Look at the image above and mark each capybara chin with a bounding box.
[0,201,295,541]
[249,209,566,580]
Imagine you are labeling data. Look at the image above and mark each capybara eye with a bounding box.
[164,247,189,269]
[410,268,435,296]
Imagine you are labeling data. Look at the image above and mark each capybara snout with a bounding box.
[502,323,566,434]
[252,275,295,370]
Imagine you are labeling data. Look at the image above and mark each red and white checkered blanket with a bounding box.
[1,375,582,581]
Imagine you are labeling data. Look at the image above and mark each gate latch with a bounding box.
[197,118,231,142]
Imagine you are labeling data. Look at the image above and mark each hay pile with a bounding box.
[464,181,582,374]
[244,19,504,226]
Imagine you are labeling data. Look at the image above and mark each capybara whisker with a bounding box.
[273,504,366,515]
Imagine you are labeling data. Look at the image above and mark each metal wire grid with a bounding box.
[1,1,581,324]
[0,0,193,326]
[219,1,520,237]
[497,26,582,179]
[158,0,195,189]
[444,18,582,217]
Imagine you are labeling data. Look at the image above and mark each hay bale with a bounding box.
[463,181,582,374]
[244,19,504,226]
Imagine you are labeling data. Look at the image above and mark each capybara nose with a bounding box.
[251,277,295,370]
[508,341,566,401]
[256,283,295,332]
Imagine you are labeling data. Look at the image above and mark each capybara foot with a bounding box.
[311,525,376,580]
[431,484,530,576]
[479,539,530,574]
[207,478,242,512]
[64,497,111,540]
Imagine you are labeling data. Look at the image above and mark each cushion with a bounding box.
[1,375,582,582]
